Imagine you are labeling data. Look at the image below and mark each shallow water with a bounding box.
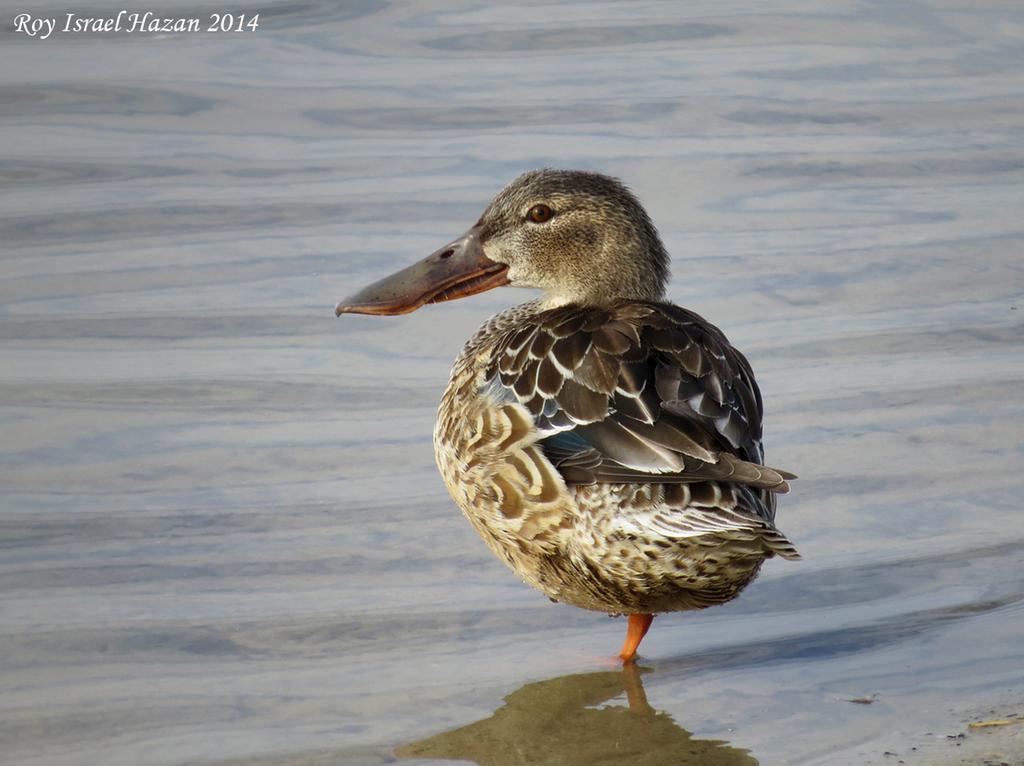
[2,1,1024,764]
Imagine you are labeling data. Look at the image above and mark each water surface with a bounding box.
[2,1,1024,764]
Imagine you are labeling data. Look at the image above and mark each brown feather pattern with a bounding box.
[427,169,798,618]
[436,297,799,615]
[485,301,793,499]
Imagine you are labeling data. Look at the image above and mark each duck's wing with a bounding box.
[483,302,794,493]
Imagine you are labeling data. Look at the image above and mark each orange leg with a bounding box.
[618,613,654,662]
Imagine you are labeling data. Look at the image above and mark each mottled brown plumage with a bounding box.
[338,169,799,660]
[435,299,798,618]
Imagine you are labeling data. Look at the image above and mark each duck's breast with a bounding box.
[433,331,578,589]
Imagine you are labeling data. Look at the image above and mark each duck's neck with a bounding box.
[537,276,667,310]
[538,290,663,310]
[539,236,670,309]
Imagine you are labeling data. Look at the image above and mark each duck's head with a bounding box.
[336,169,670,316]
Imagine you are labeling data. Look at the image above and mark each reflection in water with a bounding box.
[397,665,757,766]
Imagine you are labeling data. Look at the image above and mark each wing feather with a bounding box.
[482,302,794,498]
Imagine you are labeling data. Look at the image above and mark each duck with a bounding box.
[336,169,799,662]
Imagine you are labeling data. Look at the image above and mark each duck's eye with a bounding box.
[527,204,554,224]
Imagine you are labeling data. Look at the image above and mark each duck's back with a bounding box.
[434,300,798,614]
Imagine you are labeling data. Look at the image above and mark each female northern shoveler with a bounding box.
[337,169,799,662]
